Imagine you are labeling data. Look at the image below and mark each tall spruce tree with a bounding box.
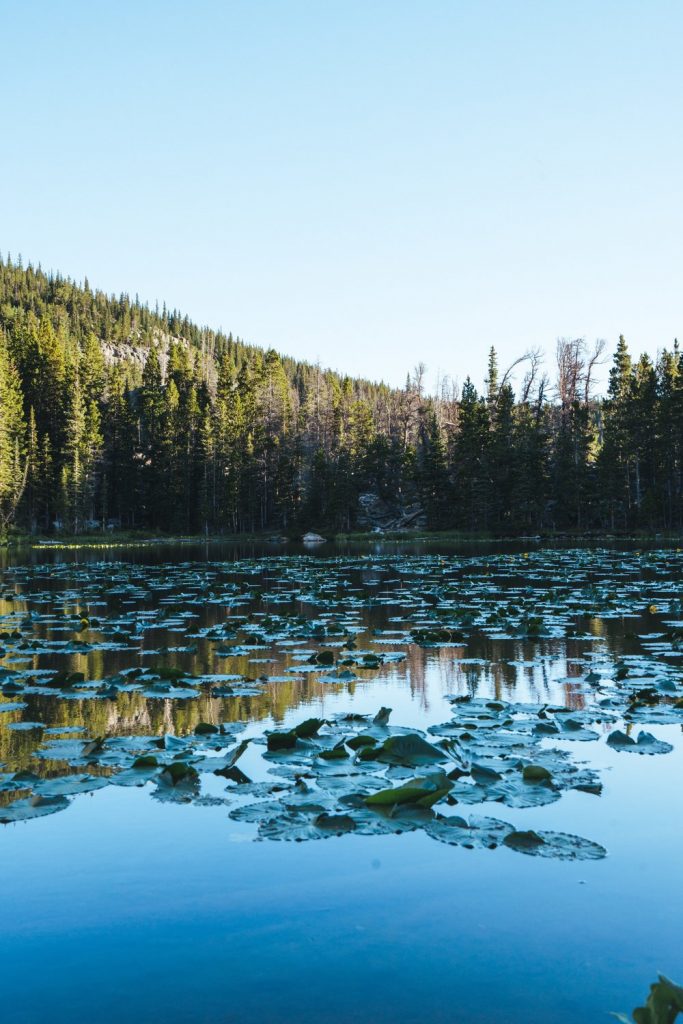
[0,333,27,537]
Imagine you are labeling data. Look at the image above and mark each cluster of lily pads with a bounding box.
[0,548,681,857]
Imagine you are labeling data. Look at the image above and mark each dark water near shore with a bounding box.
[0,539,681,1023]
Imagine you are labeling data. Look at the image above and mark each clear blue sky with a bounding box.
[1,1,681,392]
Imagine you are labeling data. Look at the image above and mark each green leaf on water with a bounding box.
[318,744,349,760]
[159,762,199,787]
[365,773,453,809]
[425,813,513,850]
[614,974,683,1024]
[503,828,606,860]
[313,812,357,833]
[373,707,392,726]
[132,755,159,768]
[374,733,448,767]
[346,734,377,750]
[607,730,673,755]
[267,730,298,752]
[0,794,70,823]
[81,736,107,757]
[294,718,324,739]
[308,650,334,666]
[35,774,109,797]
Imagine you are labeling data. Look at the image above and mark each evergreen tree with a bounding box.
[488,383,515,530]
[59,374,103,531]
[102,367,139,527]
[418,408,451,528]
[514,400,550,531]
[450,378,490,530]
[599,335,634,529]
[656,343,683,528]
[0,334,27,537]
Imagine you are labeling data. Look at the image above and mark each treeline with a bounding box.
[0,254,681,537]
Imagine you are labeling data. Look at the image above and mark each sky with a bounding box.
[1,1,681,393]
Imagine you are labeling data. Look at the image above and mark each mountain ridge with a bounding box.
[0,254,681,538]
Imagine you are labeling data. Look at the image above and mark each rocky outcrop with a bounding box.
[100,330,191,377]
[100,339,147,370]
[356,492,426,532]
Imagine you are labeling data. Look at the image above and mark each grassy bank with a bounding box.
[7,530,254,550]
[334,529,496,542]
[335,527,683,543]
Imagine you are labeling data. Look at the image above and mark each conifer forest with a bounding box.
[0,254,681,538]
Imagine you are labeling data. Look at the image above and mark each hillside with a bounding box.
[0,254,681,537]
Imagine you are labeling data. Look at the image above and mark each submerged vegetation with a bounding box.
[0,547,682,862]
[1,256,683,539]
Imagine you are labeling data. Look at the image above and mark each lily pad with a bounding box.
[503,829,607,860]
[607,730,673,754]
[365,773,453,809]
[0,795,71,823]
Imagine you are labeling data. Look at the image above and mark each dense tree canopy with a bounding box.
[0,255,681,536]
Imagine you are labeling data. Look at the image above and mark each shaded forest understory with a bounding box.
[0,255,681,538]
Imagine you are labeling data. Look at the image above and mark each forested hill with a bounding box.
[0,254,681,537]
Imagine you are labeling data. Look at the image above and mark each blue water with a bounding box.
[0,540,681,1023]
[2,747,681,1024]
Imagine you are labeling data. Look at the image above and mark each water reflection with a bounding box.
[0,544,679,782]
[1,542,683,1024]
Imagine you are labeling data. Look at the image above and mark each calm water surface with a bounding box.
[0,539,681,1023]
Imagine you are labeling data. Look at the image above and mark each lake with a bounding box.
[0,539,681,1023]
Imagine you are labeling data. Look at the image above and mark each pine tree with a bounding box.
[102,367,139,528]
[485,346,499,413]
[140,347,167,527]
[450,378,490,530]
[630,354,658,525]
[23,407,40,532]
[488,383,515,530]
[0,333,27,537]
[599,335,634,529]
[59,362,105,534]
[656,343,683,528]
[514,401,550,531]
[418,408,451,528]
[80,331,107,403]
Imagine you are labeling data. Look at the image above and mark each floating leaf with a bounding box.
[607,730,673,755]
[267,730,298,752]
[0,795,70,823]
[613,974,683,1024]
[372,733,449,768]
[373,707,392,726]
[35,774,109,797]
[159,762,199,787]
[365,773,453,809]
[503,829,606,860]
[294,718,324,739]
[425,813,513,850]
[522,764,553,783]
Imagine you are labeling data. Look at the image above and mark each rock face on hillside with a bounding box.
[100,339,148,370]
[100,330,191,376]
[356,493,426,532]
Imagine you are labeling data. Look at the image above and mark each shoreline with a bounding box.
[2,527,680,551]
